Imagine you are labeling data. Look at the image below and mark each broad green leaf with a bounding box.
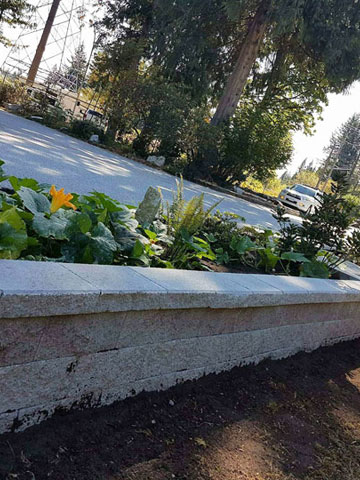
[113,224,148,252]
[90,222,117,264]
[88,191,124,213]
[111,209,138,229]
[65,212,92,236]
[61,223,117,265]
[281,252,310,263]
[300,261,330,279]
[0,207,26,232]
[204,233,217,243]
[18,187,50,214]
[179,227,191,242]
[231,236,257,255]
[259,248,280,270]
[144,229,157,241]
[132,239,145,257]
[61,233,91,263]
[9,176,40,192]
[97,208,108,223]
[0,159,7,183]
[33,210,76,239]
[0,222,27,259]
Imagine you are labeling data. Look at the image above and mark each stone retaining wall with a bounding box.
[1,260,360,433]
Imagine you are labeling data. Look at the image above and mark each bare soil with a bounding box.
[2,339,360,480]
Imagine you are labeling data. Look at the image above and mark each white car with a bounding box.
[278,184,323,213]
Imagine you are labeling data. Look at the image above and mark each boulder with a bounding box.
[135,186,162,226]
[5,103,21,112]
[146,155,165,167]
[234,186,244,195]
[89,134,99,143]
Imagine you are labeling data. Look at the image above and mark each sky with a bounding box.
[289,82,360,175]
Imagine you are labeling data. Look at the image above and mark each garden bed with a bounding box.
[1,339,360,480]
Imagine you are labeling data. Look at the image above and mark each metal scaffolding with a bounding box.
[1,0,87,88]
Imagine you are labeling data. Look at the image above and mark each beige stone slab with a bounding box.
[116,302,360,350]
[0,355,77,413]
[3,315,360,415]
[27,302,359,363]
[0,292,101,319]
[34,311,128,361]
[0,317,47,367]
[0,260,98,295]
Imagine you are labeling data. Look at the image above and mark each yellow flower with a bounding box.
[49,185,77,214]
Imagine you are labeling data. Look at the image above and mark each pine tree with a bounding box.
[64,42,88,91]
[336,114,360,181]
[320,114,360,188]
[297,158,308,174]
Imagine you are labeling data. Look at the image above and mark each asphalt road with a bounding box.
[0,110,298,230]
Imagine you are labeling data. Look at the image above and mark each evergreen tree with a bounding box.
[319,114,360,188]
[335,114,360,181]
[102,0,360,127]
[64,42,88,91]
[297,158,308,174]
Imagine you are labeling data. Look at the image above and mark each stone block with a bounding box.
[0,317,47,366]
[0,356,77,413]
[34,311,128,361]
[146,155,165,167]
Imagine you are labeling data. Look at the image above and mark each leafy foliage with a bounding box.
[0,159,358,279]
[0,0,33,46]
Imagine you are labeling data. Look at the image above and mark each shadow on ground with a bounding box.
[0,110,290,230]
[1,339,360,480]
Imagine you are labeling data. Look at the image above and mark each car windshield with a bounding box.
[290,185,318,197]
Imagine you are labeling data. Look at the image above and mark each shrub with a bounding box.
[0,158,357,278]
[163,177,220,268]
[42,105,68,129]
[274,179,360,276]
[0,78,29,106]
[68,120,110,144]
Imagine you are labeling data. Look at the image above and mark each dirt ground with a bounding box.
[2,339,360,480]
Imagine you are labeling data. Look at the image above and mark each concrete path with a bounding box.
[0,110,298,230]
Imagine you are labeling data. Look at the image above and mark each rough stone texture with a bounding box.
[89,134,99,143]
[1,260,360,433]
[135,186,161,225]
[146,155,165,167]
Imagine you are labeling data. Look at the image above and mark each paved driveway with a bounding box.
[0,110,298,230]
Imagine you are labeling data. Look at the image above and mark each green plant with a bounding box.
[0,161,160,266]
[274,178,360,277]
[68,120,109,144]
[42,105,68,129]
[0,78,29,106]
[164,176,220,268]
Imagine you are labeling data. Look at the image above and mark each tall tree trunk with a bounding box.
[211,1,269,126]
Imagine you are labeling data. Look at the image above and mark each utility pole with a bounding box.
[27,0,62,85]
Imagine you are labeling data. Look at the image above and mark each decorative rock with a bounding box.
[4,103,21,112]
[89,134,99,143]
[135,186,161,226]
[234,186,243,194]
[146,155,165,167]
